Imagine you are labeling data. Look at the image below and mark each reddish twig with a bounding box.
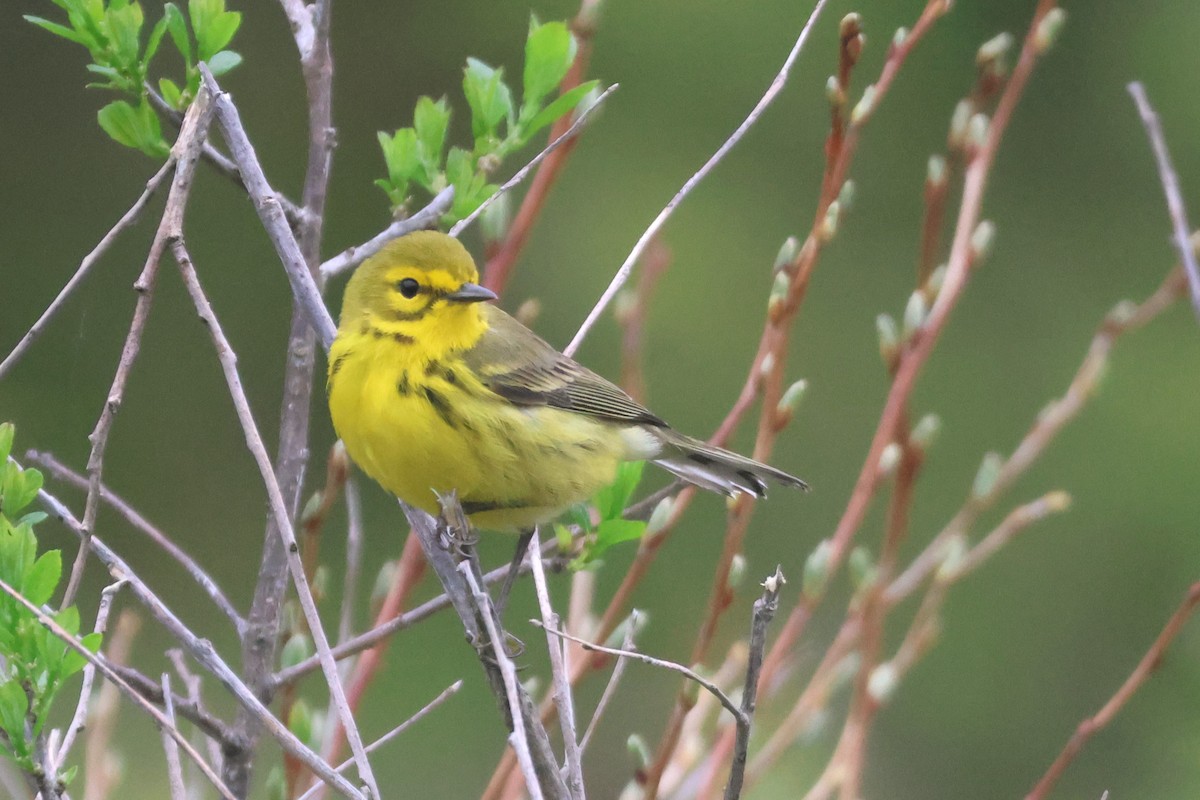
[1026,582,1200,800]
[481,0,603,294]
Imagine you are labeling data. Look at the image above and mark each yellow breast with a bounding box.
[328,332,630,532]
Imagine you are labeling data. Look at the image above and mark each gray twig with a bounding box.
[533,622,745,725]
[462,563,548,800]
[49,580,126,779]
[273,539,573,688]
[578,611,638,754]
[1127,82,1200,321]
[528,530,585,799]
[26,450,242,630]
[564,0,831,356]
[30,479,363,799]
[0,160,173,382]
[110,662,234,746]
[295,680,464,800]
[61,88,219,608]
[724,567,784,800]
[320,188,455,280]
[337,473,365,648]
[448,83,619,239]
[160,674,188,800]
[0,577,236,800]
[168,236,379,798]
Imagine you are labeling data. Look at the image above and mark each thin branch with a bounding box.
[200,67,337,348]
[337,473,365,646]
[29,479,364,799]
[724,568,784,800]
[1026,582,1200,800]
[159,674,188,800]
[274,536,574,688]
[528,530,585,800]
[1127,82,1200,320]
[320,187,454,280]
[533,622,745,726]
[481,0,604,292]
[295,681,464,800]
[564,0,830,357]
[26,450,242,630]
[0,160,173,382]
[168,236,379,798]
[578,612,637,755]
[449,83,619,240]
[0,577,237,800]
[49,580,126,778]
[110,663,235,746]
[82,609,141,800]
[61,89,218,608]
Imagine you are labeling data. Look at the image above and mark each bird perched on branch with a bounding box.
[327,230,806,534]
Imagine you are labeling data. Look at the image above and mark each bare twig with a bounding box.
[578,613,637,755]
[0,578,237,800]
[534,622,745,725]
[1127,82,1200,320]
[528,531,584,799]
[449,83,619,241]
[337,473,366,646]
[61,88,219,608]
[463,564,549,800]
[1026,582,1200,800]
[30,480,364,799]
[169,235,379,798]
[274,533,574,688]
[295,681,465,800]
[159,674,188,800]
[724,568,784,800]
[0,160,173,382]
[110,662,234,746]
[49,580,126,779]
[564,0,830,357]
[83,610,141,800]
[481,0,604,292]
[320,187,455,280]
[26,450,242,630]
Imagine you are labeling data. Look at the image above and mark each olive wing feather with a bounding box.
[465,306,666,427]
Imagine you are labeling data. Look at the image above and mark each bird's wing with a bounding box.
[463,305,666,427]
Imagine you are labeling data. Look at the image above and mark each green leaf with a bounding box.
[594,519,646,550]
[159,77,183,109]
[522,80,599,142]
[97,100,169,158]
[207,49,243,76]
[413,96,450,180]
[378,128,421,191]
[23,551,62,608]
[594,460,644,521]
[55,606,81,638]
[105,3,145,72]
[190,0,241,62]
[0,423,12,464]
[0,680,30,759]
[145,13,169,63]
[24,15,90,46]
[97,99,144,149]
[522,19,576,115]
[463,58,515,142]
[163,3,191,66]
[63,632,102,678]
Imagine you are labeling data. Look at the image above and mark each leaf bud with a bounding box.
[876,313,899,368]
[970,220,996,263]
[910,413,942,452]
[972,451,1003,499]
[902,290,928,338]
[803,539,832,601]
[1034,8,1067,54]
[850,84,877,126]
[774,235,800,272]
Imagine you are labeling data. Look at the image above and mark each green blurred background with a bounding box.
[3,0,1200,797]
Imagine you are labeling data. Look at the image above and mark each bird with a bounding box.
[327,230,807,535]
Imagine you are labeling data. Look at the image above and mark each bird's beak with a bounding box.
[447,282,499,304]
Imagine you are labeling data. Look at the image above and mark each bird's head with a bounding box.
[337,230,497,351]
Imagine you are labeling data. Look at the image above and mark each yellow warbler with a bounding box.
[327,231,806,532]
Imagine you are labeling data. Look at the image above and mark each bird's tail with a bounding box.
[650,430,808,498]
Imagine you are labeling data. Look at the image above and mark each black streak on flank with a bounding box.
[423,386,457,428]
[397,372,411,396]
[330,352,348,378]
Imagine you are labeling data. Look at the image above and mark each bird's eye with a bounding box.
[396,278,420,298]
